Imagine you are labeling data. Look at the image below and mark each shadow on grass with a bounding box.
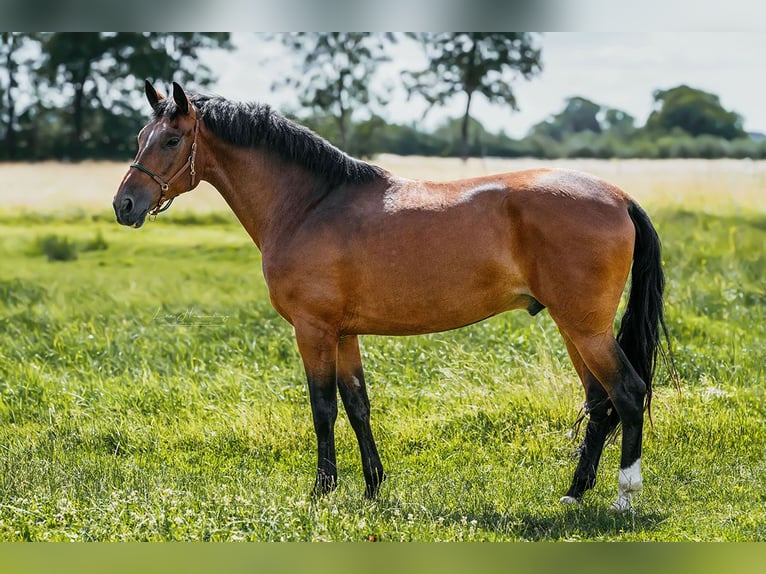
[517,509,665,541]
[373,487,669,541]
[440,504,668,540]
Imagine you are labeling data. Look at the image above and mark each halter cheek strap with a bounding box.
[130,110,200,216]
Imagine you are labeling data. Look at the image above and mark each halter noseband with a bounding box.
[129,110,200,216]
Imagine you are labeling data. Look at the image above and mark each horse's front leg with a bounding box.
[294,319,339,496]
[337,335,385,498]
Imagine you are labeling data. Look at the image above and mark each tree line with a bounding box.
[0,33,232,160]
[2,33,762,162]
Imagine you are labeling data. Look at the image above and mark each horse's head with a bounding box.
[113,81,201,228]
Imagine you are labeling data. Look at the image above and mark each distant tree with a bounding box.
[557,96,602,135]
[405,33,542,160]
[646,85,745,140]
[0,33,41,159]
[530,96,602,142]
[432,115,493,157]
[602,107,636,138]
[277,33,394,153]
[40,32,231,158]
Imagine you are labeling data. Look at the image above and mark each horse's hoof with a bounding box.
[312,473,337,498]
[363,469,387,499]
[609,493,633,513]
[559,495,580,505]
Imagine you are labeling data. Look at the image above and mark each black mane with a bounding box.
[153,94,385,189]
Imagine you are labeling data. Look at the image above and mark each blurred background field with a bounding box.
[2,157,765,215]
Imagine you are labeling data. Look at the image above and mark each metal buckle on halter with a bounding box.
[149,196,175,219]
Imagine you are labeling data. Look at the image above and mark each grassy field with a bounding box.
[0,159,764,541]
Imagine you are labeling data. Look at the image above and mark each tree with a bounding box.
[40,32,231,159]
[277,33,394,153]
[530,96,602,142]
[602,108,636,138]
[646,85,745,140]
[432,115,493,157]
[405,33,542,160]
[1,33,42,159]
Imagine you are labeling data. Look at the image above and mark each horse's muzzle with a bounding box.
[113,191,149,228]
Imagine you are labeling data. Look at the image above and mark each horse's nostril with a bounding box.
[121,197,134,214]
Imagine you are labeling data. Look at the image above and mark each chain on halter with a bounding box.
[129,109,200,217]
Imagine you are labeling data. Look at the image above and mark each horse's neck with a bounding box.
[202,141,314,251]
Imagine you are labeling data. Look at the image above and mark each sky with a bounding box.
[200,32,766,138]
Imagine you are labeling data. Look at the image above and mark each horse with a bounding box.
[113,81,670,512]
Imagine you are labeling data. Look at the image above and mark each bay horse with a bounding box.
[114,81,669,512]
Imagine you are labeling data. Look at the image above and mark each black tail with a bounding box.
[617,202,671,417]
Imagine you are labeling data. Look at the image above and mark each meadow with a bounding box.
[0,158,764,541]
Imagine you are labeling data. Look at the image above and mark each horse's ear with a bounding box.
[172,82,190,116]
[145,80,165,111]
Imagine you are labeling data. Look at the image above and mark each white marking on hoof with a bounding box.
[619,459,643,494]
[610,493,634,513]
[611,459,642,512]
[559,496,580,506]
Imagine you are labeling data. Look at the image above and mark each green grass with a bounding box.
[0,206,764,541]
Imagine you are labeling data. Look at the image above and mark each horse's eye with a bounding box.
[166,137,181,148]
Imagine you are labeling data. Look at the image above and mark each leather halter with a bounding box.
[129,110,200,216]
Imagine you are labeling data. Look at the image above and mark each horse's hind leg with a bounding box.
[558,334,620,504]
[560,375,621,503]
[569,331,646,512]
[337,335,386,498]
